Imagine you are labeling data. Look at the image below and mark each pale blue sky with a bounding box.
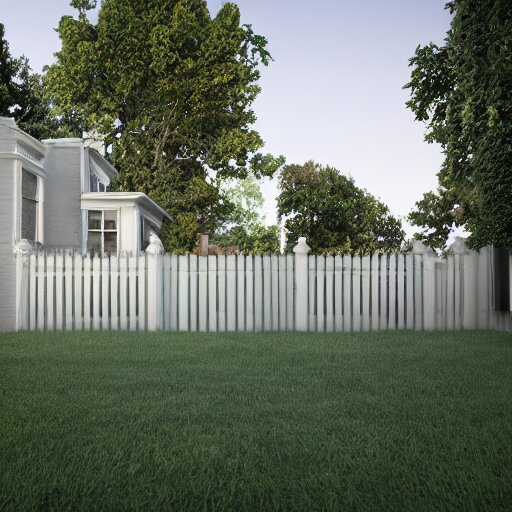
[1,0,453,236]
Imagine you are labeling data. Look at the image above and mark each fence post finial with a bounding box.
[293,237,311,255]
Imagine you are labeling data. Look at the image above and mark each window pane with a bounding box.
[104,232,117,254]
[88,210,102,230]
[22,198,37,240]
[22,170,37,200]
[87,231,102,254]
[104,210,117,230]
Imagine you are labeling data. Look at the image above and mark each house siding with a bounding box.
[44,145,82,249]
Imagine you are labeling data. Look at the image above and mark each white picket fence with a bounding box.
[15,239,512,332]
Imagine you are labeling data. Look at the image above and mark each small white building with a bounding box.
[0,117,172,330]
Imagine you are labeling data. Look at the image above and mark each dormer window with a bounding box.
[21,169,39,241]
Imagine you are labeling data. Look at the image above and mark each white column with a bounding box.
[293,237,311,331]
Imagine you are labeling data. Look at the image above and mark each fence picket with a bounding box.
[334,256,343,332]
[198,256,207,332]
[29,254,36,330]
[263,255,271,331]
[226,255,236,331]
[101,256,109,330]
[343,255,352,332]
[388,254,396,330]
[246,256,254,332]
[217,255,225,332]
[37,252,45,331]
[110,256,118,330]
[208,255,217,332]
[309,255,316,331]
[138,255,146,331]
[352,256,361,332]
[279,256,287,331]
[179,255,189,331]
[170,255,178,331]
[254,256,263,331]
[238,255,246,331]
[405,254,414,330]
[128,255,137,331]
[83,255,91,330]
[361,255,370,332]
[370,254,379,331]
[397,255,405,330]
[92,256,101,330]
[379,255,388,331]
[56,252,64,330]
[271,256,279,331]
[119,253,128,330]
[325,256,334,332]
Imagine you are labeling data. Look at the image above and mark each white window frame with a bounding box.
[20,168,41,242]
[86,209,119,255]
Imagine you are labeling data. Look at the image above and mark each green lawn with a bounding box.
[1,330,511,511]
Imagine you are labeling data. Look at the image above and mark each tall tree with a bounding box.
[277,161,404,254]
[210,172,280,254]
[0,23,59,139]
[44,0,282,251]
[405,0,512,249]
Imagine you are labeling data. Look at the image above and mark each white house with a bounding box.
[0,117,172,330]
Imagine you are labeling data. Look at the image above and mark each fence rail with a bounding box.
[15,240,512,332]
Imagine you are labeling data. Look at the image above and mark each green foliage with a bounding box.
[209,173,280,254]
[0,24,61,139]
[405,0,512,249]
[45,0,281,251]
[213,225,279,254]
[277,161,404,254]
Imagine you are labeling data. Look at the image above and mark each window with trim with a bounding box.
[21,169,38,241]
[87,210,118,254]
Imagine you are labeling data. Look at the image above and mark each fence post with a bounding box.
[451,237,469,330]
[293,237,311,331]
[14,240,32,331]
[412,240,437,330]
[147,254,163,331]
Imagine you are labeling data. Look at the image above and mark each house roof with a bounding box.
[81,192,173,224]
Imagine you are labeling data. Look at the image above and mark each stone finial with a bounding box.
[293,237,311,254]
[145,231,165,255]
[451,236,468,254]
[13,239,33,255]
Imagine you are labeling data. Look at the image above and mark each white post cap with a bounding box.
[293,237,311,254]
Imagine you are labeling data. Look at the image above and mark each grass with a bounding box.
[1,330,511,511]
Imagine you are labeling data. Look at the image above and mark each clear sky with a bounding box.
[1,0,453,237]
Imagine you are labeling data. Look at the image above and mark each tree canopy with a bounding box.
[210,173,279,254]
[0,23,58,139]
[277,161,404,254]
[44,0,282,251]
[405,0,512,249]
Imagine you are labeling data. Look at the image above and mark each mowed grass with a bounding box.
[1,331,512,511]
